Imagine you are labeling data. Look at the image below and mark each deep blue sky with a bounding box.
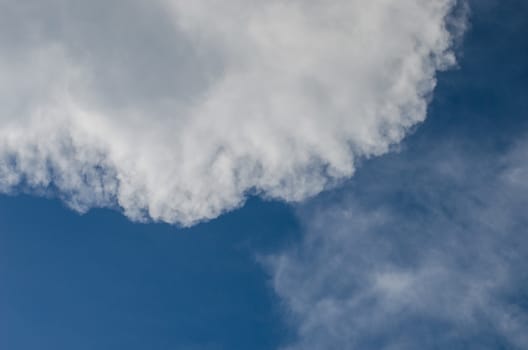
[1,1,528,349]
[0,196,300,350]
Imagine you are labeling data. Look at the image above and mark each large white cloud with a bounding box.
[0,0,459,225]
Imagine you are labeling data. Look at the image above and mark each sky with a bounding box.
[1,0,527,349]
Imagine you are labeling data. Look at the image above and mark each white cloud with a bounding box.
[266,139,528,350]
[0,0,459,225]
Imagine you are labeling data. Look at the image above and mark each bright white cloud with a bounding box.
[266,139,528,350]
[0,0,459,225]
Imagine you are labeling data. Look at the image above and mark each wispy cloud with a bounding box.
[266,138,528,349]
[0,0,462,225]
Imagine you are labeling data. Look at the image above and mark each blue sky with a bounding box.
[1,1,528,349]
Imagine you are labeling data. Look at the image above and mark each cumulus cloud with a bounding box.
[0,0,460,225]
[266,139,528,350]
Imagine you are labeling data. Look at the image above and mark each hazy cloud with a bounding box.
[267,139,528,350]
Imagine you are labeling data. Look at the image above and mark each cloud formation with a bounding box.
[267,139,528,350]
[0,0,459,225]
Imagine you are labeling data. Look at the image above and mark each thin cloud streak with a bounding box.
[267,139,528,350]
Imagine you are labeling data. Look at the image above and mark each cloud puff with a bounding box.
[0,0,459,225]
[266,139,528,350]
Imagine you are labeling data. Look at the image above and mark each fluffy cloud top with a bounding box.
[0,0,458,225]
